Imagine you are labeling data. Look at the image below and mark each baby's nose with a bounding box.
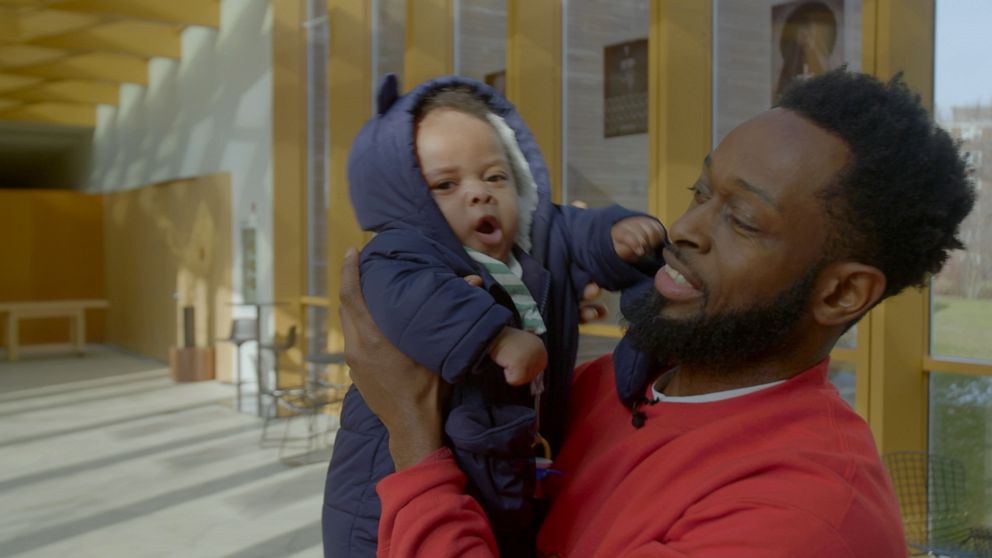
[466,181,493,204]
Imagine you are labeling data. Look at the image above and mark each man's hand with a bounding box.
[579,282,607,323]
[339,248,447,470]
[611,217,665,262]
[489,327,548,386]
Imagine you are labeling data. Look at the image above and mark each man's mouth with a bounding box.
[662,265,691,286]
[655,252,704,302]
[474,216,504,246]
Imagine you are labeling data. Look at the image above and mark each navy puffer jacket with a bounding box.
[322,74,659,558]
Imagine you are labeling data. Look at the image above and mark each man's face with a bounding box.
[416,108,519,262]
[629,109,850,366]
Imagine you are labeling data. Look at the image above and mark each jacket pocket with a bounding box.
[445,403,537,536]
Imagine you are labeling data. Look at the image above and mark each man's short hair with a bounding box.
[776,69,975,299]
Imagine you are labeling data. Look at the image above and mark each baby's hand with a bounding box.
[490,327,548,386]
[611,217,666,262]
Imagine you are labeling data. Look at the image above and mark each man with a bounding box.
[336,70,975,556]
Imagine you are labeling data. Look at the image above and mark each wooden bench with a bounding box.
[0,299,109,361]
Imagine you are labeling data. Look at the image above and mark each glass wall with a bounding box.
[373,0,406,91]
[828,361,855,408]
[563,0,649,210]
[713,0,862,145]
[712,0,862,397]
[929,0,992,529]
[931,0,992,363]
[930,372,992,527]
[564,0,650,358]
[454,0,506,88]
[306,0,330,356]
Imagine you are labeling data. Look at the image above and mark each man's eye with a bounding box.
[687,184,708,203]
[731,215,759,234]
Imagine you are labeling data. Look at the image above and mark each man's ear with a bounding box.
[812,262,887,326]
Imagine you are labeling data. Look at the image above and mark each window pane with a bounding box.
[578,334,622,366]
[835,323,857,349]
[931,0,992,362]
[455,0,506,88]
[713,0,863,351]
[564,0,650,357]
[713,0,862,146]
[564,0,649,210]
[374,0,405,88]
[929,371,992,527]
[828,360,855,408]
[306,0,330,353]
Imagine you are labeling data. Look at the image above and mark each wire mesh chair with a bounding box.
[269,351,349,465]
[258,325,299,445]
[883,451,992,558]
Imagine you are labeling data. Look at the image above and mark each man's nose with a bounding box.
[667,199,713,253]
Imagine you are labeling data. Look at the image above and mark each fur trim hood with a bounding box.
[348,74,551,255]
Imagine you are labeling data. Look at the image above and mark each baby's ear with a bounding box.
[377,74,400,115]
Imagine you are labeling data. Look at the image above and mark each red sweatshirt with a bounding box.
[376,357,907,557]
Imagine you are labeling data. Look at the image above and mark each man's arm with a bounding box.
[340,248,500,556]
[340,247,447,469]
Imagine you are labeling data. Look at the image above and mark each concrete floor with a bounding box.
[0,346,335,558]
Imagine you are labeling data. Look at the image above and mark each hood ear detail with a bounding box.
[377,74,401,116]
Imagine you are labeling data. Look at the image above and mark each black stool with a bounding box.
[258,325,298,443]
[218,318,258,412]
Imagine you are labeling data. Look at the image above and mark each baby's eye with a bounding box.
[431,181,456,191]
[486,173,508,184]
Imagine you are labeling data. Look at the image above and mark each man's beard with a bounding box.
[624,265,821,369]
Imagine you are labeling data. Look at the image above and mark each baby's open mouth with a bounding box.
[476,217,497,235]
[474,216,504,246]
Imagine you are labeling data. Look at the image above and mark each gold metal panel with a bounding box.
[0,44,66,67]
[507,0,561,202]
[649,0,712,225]
[923,357,992,378]
[327,0,373,351]
[29,20,183,59]
[51,0,221,28]
[0,98,24,110]
[0,0,54,6]
[13,8,100,40]
[271,0,307,377]
[0,100,95,126]
[3,78,117,104]
[10,52,147,84]
[404,0,451,88]
[862,0,934,455]
[0,72,43,93]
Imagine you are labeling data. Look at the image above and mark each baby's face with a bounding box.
[416,108,519,262]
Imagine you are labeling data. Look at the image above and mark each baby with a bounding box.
[322,75,664,558]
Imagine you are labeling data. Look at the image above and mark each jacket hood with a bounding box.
[348,74,551,255]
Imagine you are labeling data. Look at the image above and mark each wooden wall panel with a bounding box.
[272,0,306,374]
[103,174,233,379]
[0,189,105,347]
[326,0,372,350]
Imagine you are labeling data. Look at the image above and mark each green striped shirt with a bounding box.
[465,247,547,335]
